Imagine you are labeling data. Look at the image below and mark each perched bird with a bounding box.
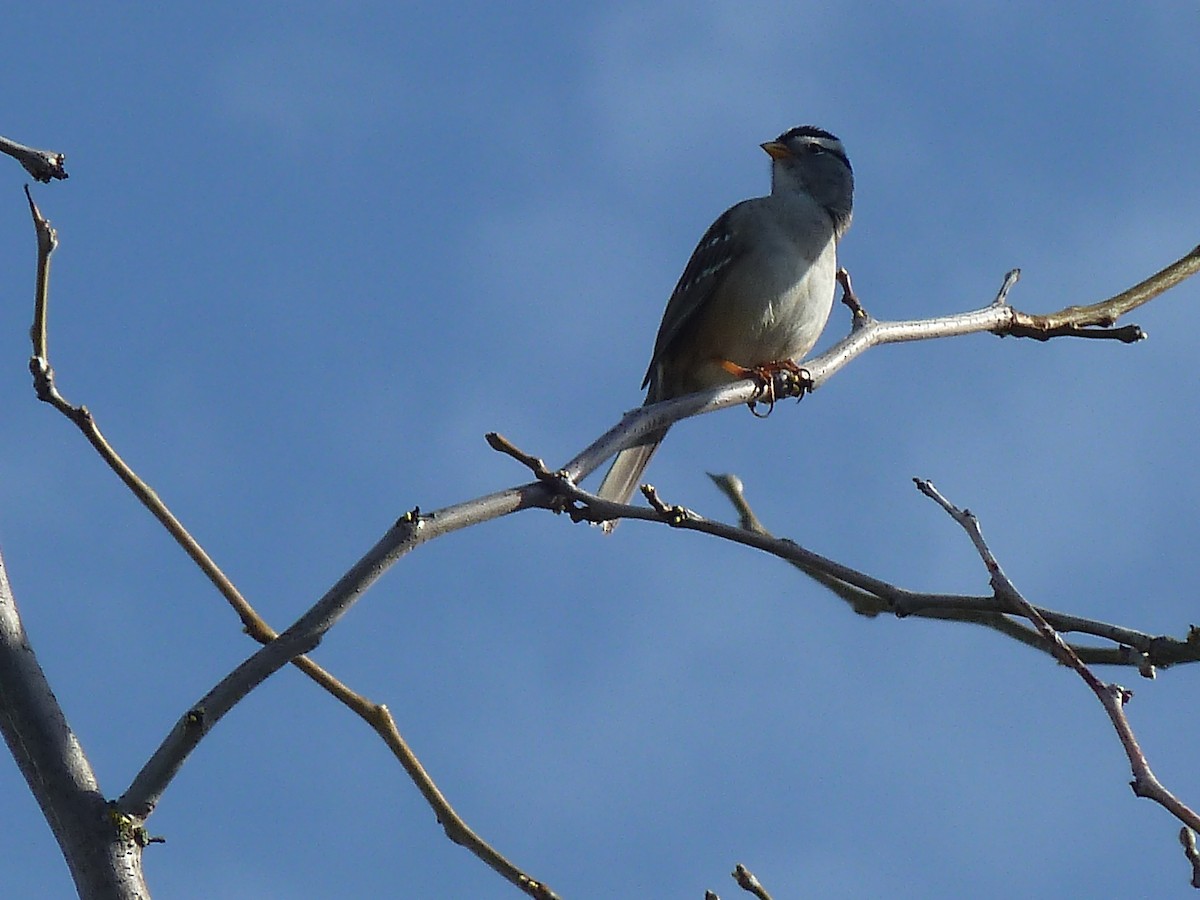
[596,125,854,531]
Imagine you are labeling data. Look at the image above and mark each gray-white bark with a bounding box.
[0,550,148,899]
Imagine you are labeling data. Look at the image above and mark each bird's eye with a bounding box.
[803,143,826,155]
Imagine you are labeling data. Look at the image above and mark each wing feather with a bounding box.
[642,204,747,389]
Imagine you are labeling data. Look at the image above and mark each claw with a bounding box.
[720,359,811,417]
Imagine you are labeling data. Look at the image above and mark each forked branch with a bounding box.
[17,176,1200,898]
[22,189,559,900]
[915,480,1200,873]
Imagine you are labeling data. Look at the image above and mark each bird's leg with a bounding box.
[720,359,812,417]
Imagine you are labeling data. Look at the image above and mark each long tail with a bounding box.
[594,426,668,533]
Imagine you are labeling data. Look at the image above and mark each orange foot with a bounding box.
[719,359,812,417]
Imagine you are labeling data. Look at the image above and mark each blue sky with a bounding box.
[2,3,1199,898]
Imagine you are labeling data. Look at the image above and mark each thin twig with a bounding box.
[115,478,562,898]
[732,863,773,900]
[916,480,1200,858]
[1005,245,1200,338]
[1180,827,1200,889]
[486,432,562,481]
[702,472,1194,672]
[836,266,868,322]
[22,181,1198,897]
[23,194,557,899]
[992,268,1021,306]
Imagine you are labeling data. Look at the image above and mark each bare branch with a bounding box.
[485,449,1197,678]
[566,247,1200,485]
[916,481,1200,849]
[705,465,1200,884]
[0,550,149,897]
[116,485,562,898]
[20,184,1198,897]
[486,431,565,482]
[1180,827,1200,889]
[2,134,68,182]
[23,195,557,897]
[702,473,1196,672]
[1005,244,1200,339]
[732,863,774,900]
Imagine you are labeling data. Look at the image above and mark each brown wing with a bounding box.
[642,203,747,389]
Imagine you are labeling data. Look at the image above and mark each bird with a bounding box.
[595,125,854,532]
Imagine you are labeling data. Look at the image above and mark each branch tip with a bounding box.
[732,863,773,900]
[485,432,556,480]
[2,135,68,182]
[993,268,1021,307]
[640,483,690,526]
[836,267,869,322]
[1180,828,1200,888]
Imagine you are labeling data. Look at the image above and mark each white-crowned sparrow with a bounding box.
[596,125,854,531]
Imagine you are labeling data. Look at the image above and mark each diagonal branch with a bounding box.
[20,183,1198,899]
[915,479,1200,873]
[566,245,1199,484]
[1006,245,1200,339]
[2,134,68,182]
[116,486,563,899]
[492,439,1197,672]
[23,190,559,900]
[704,472,1196,674]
